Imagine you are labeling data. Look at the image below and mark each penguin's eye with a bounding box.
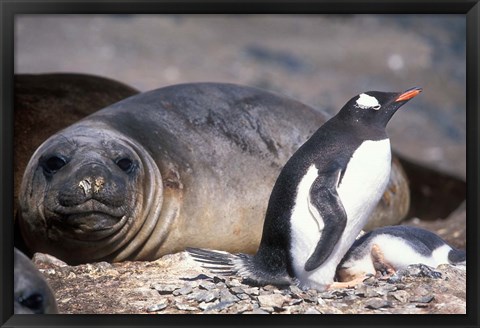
[18,293,44,312]
[116,157,135,174]
[42,155,67,175]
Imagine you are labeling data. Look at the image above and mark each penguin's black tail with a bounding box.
[186,247,243,276]
[186,247,294,287]
[448,248,466,267]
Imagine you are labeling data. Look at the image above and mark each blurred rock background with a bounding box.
[15,14,466,179]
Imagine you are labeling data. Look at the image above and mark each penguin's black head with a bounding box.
[337,87,422,129]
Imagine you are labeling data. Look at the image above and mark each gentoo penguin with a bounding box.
[335,225,466,284]
[188,87,422,291]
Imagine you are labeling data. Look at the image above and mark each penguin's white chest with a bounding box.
[290,138,391,290]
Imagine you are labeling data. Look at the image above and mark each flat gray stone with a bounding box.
[151,284,178,295]
[365,298,393,310]
[257,293,285,308]
[146,300,168,312]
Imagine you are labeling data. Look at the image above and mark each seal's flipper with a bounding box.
[304,166,347,272]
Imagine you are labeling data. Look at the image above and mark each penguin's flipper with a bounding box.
[371,243,396,278]
[304,165,347,272]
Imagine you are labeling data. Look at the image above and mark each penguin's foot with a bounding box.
[328,276,367,290]
[375,265,396,280]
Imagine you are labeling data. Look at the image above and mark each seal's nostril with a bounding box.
[78,179,92,195]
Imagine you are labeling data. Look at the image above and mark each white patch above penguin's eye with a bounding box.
[355,93,381,110]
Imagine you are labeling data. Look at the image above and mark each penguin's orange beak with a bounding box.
[395,87,422,102]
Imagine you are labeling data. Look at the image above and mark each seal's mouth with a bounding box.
[50,199,126,235]
[63,212,122,231]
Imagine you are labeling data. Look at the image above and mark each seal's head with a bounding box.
[18,123,165,264]
[14,248,58,314]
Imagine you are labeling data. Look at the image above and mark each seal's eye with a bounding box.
[116,158,134,173]
[18,293,44,312]
[42,156,67,175]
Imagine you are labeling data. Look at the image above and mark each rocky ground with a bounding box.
[35,250,466,315]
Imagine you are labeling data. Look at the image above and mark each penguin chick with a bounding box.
[188,87,422,291]
[335,225,466,284]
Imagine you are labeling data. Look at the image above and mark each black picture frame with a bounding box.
[1,1,478,328]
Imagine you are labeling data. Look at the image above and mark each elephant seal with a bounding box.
[14,73,139,216]
[17,82,411,264]
[14,248,58,314]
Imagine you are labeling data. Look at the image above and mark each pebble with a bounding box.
[226,279,242,287]
[146,300,168,312]
[355,285,381,297]
[151,284,178,294]
[381,284,398,292]
[260,306,274,313]
[364,298,393,310]
[316,297,327,306]
[318,291,336,299]
[257,294,285,308]
[410,295,434,304]
[198,301,216,311]
[229,286,245,295]
[236,293,250,300]
[198,281,216,291]
[289,285,303,295]
[187,290,218,303]
[289,298,303,306]
[212,276,226,283]
[235,303,254,313]
[304,308,321,314]
[243,287,260,296]
[244,308,269,314]
[343,294,358,302]
[415,303,430,308]
[203,301,235,312]
[173,286,193,296]
[262,285,277,292]
[390,290,410,303]
[33,253,68,267]
[303,290,319,303]
[362,275,378,286]
[219,289,239,303]
[175,302,197,311]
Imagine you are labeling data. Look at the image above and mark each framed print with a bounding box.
[1,1,478,327]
